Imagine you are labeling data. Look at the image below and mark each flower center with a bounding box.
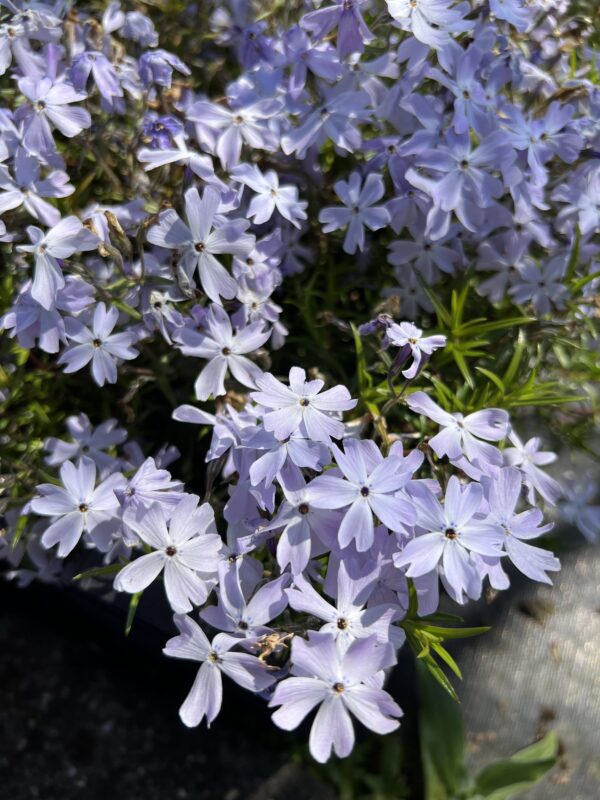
[92,339,102,348]
[238,620,249,630]
[298,502,310,515]
[79,503,88,513]
[195,241,205,252]
[332,682,345,693]
[444,527,458,540]
[337,617,349,630]
[222,347,231,356]
[208,651,219,663]
[165,545,177,557]
[360,486,370,497]
[299,398,310,407]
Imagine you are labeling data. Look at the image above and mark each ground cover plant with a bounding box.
[1,0,599,795]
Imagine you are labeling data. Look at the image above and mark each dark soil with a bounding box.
[0,581,289,800]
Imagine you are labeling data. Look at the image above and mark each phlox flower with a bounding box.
[31,457,122,557]
[58,303,138,387]
[502,431,562,505]
[394,476,504,603]
[163,614,275,727]
[186,98,281,170]
[270,633,401,763]
[201,562,291,638]
[250,366,357,444]
[384,321,446,379]
[115,495,223,613]
[147,185,254,302]
[301,0,374,56]
[17,75,91,155]
[176,303,270,400]
[17,216,98,309]
[43,413,126,476]
[319,172,390,254]
[386,0,472,50]
[231,163,307,228]
[286,559,400,649]
[307,438,417,551]
[484,467,559,584]
[407,392,509,467]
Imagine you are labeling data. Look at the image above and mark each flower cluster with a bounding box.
[0,0,598,764]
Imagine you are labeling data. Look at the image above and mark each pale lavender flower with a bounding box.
[386,0,472,50]
[553,166,600,236]
[387,226,460,284]
[186,98,281,170]
[58,303,138,387]
[301,0,374,56]
[17,76,91,155]
[502,431,562,505]
[384,321,446,379]
[394,477,504,603]
[201,563,291,638]
[176,303,270,400]
[484,467,559,584]
[122,11,158,46]
[490,0,533,30]
[407,131,514,236]
[281,90,371,158]
[163,614,275,727]
[240,425,329,487]
[319,172,390,254]
[137,134,226,188]
[286,560,400,648]
[0,276,93,354]
[283,26,342,99]
[0,150,73,226]
[44,413,126,475]
[116,457,184,517]
[17,216,98,309]
[147,185,254,302]
[307,439,417,551]
[258,471,340,574]
[270,633,401,763]
[504,102,582,187]
[31,457,122,557]
[231,163,307,228]
[558,478,600,543]
[115,495,222,613]
[508,257,569,315]
[139,49,191,88]
[407,392,509,467]
[251,366,357,443]
[71,51,123,107]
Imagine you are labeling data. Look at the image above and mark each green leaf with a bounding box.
[125,591,143,636]
[417,660,468,800]
[73,563,123,581]
[455,317,535,337]
[475,367,505,393]
[351,322,373,396]
[418,624,490,640]
[474,732,558,799]
[430,641,462,679]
